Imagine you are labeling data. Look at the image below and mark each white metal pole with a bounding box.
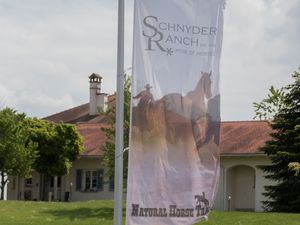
[114,0,124,224]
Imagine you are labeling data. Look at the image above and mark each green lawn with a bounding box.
[0,200,299,225]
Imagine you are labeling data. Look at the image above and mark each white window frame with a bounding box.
[82,170,98,192]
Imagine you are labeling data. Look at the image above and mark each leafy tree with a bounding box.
[287,123,300,176]
[256,69,300,212]
[253,86,286,120]
[0,108,37,200]
[26,118,84,176]
[101,75,131,187]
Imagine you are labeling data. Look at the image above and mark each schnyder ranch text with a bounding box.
[142,15,217,51]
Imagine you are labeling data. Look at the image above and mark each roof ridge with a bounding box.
[221,120,269,123]
[43,102,89,119]
[76,122,110,126]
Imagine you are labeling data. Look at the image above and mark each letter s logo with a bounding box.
[143,16,165,52]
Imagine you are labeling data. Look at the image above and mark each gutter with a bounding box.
[220,153,266,157]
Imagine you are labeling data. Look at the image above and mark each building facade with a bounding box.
[6,74,274,211]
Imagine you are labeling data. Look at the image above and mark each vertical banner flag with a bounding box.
[127,0,224,224]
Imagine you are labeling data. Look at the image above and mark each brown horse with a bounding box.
[159,72,212,120]
[132,72,213,150]
[156,72,212,148]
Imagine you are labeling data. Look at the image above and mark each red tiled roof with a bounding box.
[74,120,272,157]
[44,97,272,156]
[44,103,110,124]
[76,123,110,156]
[44,95,116,124]
[220,121,272,154]
[43,96,115,157]
[45,103,91,123]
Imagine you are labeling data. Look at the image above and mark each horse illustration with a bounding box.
[195,192,210,216]
[132,84,154,134]
[132,71,213,151]
[156,71,212,149]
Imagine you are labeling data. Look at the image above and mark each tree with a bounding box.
[253,86,286,120]
[101,75,131,187]
[26,118,84,176]
[26,118,84,201]
[255,69,300,212]
[0,108,37,200]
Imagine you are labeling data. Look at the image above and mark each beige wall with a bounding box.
[7,171,41,201]
[213,154,274,212]
[7,157,114,202]
[6,154,274,209]
[213,166,225,210]
[68,157,114,201]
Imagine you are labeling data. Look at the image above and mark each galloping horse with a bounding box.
[157,71,212,148]
[132,72,213,151]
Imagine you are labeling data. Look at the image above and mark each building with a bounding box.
[6,74,274,211]
[214,121,273,212]
[7,73,114,202]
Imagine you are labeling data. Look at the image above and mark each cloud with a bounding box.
[0,0,122,117]
[0,83,12,107]
[16,93,75,118]
[0,81,75,117]
[220,0,300,120]
[0,0,299,120]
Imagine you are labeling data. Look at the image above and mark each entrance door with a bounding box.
[227,165,255,211]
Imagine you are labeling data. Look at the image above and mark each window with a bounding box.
[50,176,61,188]
[85,171,98,191]
[25,178,32,187]
[76,169,104,192]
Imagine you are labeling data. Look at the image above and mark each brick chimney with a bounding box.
[89,73,108,115]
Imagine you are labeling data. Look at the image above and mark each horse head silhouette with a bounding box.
[200,71,212,99]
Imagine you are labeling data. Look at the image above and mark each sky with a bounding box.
[0,0,299,121]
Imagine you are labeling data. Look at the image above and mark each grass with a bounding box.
[0,200,117,225]
[202,211,300,225]
[0,200,299,225]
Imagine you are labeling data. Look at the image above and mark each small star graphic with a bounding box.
[166,48,173,56]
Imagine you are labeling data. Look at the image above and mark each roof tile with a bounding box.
[220,121,272,154]
[45,102,272,156]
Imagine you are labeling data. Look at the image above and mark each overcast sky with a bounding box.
[0,0,299,121]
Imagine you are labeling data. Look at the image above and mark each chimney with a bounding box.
[89,73,108,115]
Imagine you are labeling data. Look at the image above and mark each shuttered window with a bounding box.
[109,175,114,192]
[76,169,104,192]
[76,170,82,191]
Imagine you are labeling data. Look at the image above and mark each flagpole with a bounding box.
[114,0,124,224]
